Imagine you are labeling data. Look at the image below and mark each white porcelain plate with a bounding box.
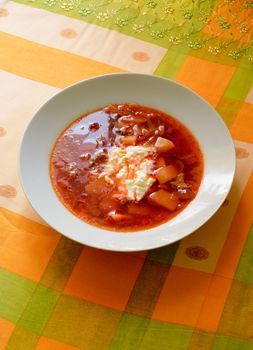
[19,73,235,251]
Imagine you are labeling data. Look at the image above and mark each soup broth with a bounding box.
[50,104,203,231]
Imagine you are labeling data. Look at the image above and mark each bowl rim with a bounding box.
[19,72,236,251]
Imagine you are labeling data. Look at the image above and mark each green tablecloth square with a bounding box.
[0,269,35,323]
[5,326,38,350]
[18,284,60,334]
[148,242,179,265]
[213,334,253,350]
[235,225,253,285]
[43,294,121,349]
[140,319,193,350]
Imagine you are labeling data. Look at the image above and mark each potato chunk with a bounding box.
[156,157,166,168]
[156,165,178,184]
[99,196,120,213]
[120,135,137,146]
[155,137,175,153]
[128,203,152,216]
[108,213,130,223]
[85,178,110,195]
[149,190,178,211]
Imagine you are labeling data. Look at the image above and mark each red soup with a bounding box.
[50,104,203,231]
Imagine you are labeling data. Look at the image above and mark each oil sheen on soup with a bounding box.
[50,104,203,232]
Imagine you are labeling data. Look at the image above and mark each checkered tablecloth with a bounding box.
[0,0,253,349]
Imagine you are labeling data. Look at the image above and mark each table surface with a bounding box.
[0,0,253,349]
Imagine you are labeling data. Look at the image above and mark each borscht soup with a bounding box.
[50,104,203,231]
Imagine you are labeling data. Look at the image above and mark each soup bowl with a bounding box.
[19,73,235,251]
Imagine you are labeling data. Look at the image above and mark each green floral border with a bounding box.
[13,0,253,62]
